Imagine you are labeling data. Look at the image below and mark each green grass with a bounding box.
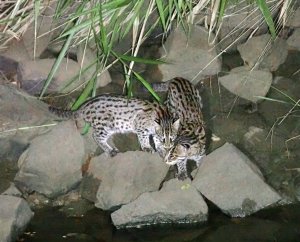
[0,0,293,102]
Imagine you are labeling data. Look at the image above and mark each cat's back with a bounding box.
[79,94,153,113]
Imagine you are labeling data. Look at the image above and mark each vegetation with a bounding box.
[0,0,295,105]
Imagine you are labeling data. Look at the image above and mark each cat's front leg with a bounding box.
[92,130,119,157]
[175,159,188,180]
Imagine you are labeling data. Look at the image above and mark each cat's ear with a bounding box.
[172,119,180,132]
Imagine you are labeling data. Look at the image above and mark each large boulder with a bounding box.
[17,58,86,95]
[0,195,34,242]
[87,151,169,210]
[193,143,282,217]
[218,66,272,103]
[0,83,54,162]
[111,179,208,228]
[217,1,274,52]
[287,28,300,51]
[237,34,288,71]
[286,7,300,28]
[14,121,85,198]
[158,25,221,84]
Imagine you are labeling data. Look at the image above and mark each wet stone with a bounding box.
[14,121,84,198]
[0,195,34,242]
[111,179,208,229]
[193,143,282,217]
[90,151,169,211]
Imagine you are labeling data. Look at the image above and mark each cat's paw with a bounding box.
[142,147,155,153]
[109,149,119,157]
[176,172,188,181]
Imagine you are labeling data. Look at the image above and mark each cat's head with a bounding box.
[164,124,206,165]
[154,108,180,150]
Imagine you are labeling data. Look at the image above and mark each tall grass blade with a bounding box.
[133,71,161,103]
[34,0,41,59]
[39,31,74,98]
[156,0,167,31]
[256,0,276,39]
[218,0,228,24]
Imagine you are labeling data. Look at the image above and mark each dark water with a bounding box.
[19,202,300,242]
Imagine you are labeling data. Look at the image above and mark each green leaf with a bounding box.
[39,29,74,98]
[59,18,97,38]
[102,0,132,10]
[255,0,276,39]
[218,0,228,24]
[133,71,161,103]
[155,0,167,31]
[98,3,109,55]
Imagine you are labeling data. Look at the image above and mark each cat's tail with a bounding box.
[48,106,79,119]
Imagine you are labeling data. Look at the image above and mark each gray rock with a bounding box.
[17,58,87,95]
[193,143,282,217]
[158,25,221,84]
[237,34,288,71]
[111,179,208,228]
[286,7,300,28]
[217,1,272,52]
[0,56,19,85]
[218,66,272,103]
[14,121,84,198]
[77,44,112,88]
[91,151,169,210]
[2,39,31,62]
[22,2,56,58]
[2,183,22,197]
[287,28,300,51]
[0,195,34,242]
[0,84,54,162]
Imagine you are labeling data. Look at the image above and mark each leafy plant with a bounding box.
[0,0,294,102]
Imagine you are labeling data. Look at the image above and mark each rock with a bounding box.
[0,195,34,242]
[219,66,272,103]
[2,39,31,62]
[77,45,112,88]
[17,58,87,95]
[217,1,272,52]
[286,7,300,28]
[88,151,169,210]
[0,56,19,85]
[158,25,221,84]
[237,34,288,71]
[193,143,282,217]
[0,83,54,162]
[22,2,56,58]
[1,183,22,197]
[14,121,85,198]
[111,179,208,228]
[242,126,286,170]
[287,28,300,51]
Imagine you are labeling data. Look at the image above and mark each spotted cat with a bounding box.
[164,77,206,180]
[49,95,180,157]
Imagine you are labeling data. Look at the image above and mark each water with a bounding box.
[19,202,300,242]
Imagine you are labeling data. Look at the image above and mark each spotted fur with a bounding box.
[164,77,206,180]
[49,94,179,157]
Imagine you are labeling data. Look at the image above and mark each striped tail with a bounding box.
[48,106,77,119]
